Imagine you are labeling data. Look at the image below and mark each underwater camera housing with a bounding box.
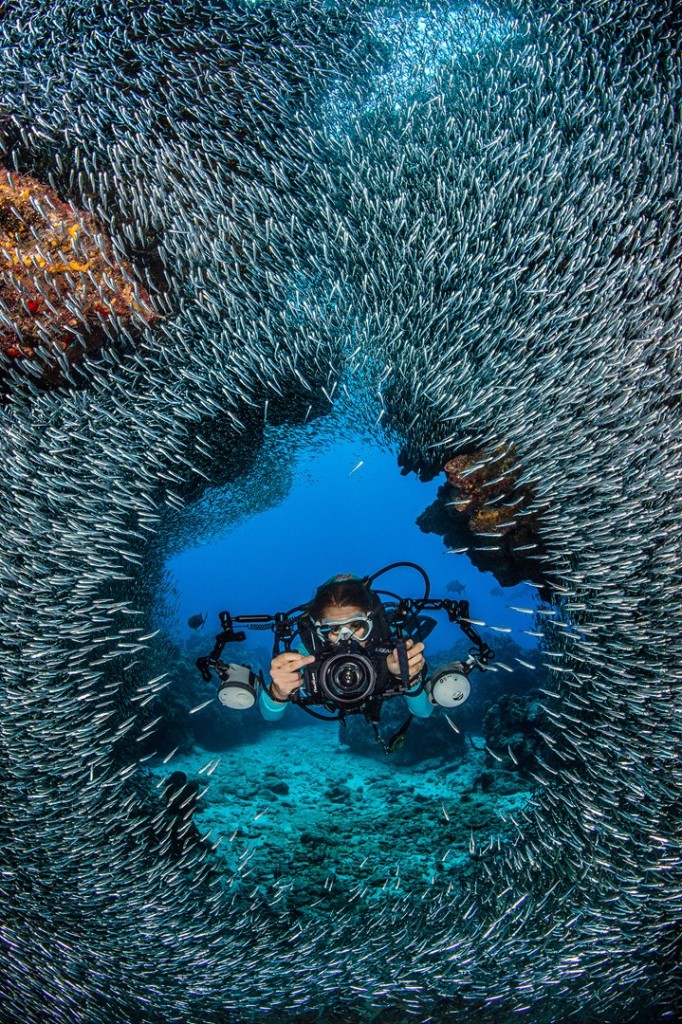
[196,562,495,728]
[301,635,419,713]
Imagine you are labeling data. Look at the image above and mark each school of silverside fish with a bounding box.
[0,0,680,1021]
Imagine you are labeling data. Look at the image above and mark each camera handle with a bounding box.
[393,598,494,670]
[395,637,411,686]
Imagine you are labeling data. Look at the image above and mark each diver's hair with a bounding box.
[308,580,372,622]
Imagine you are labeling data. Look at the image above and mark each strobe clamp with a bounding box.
[195,610,247,682]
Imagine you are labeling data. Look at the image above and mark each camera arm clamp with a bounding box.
[392,597,494,670]
[196,611,247,682]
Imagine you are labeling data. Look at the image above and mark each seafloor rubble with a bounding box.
[146,722,534,924]
[141,629,541,926]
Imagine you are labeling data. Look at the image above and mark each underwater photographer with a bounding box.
[197,561,493,752]
[262,573,432,722]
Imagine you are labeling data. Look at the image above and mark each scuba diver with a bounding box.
[261,573,432,722]
[197,561,494,753]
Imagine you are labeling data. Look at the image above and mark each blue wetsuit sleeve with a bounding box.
[258,643,310,722]
[259,686,288,722]
[388,645,434,719]
[405,678,434,719]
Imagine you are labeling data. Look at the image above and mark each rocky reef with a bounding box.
[417,445,551,593]
[482,693,552,775]
[0,166,156,390]
[444,444,538,537]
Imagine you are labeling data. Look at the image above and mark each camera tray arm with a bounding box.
[197,610,289,682]
[196,592,494,718]
[196,608,308,689]
[196,611,248,682]
[393,597,494,669]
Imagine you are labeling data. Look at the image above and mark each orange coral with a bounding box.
[444,444,531,536]
[0,167,157,382]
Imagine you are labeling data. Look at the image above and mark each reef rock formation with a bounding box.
[0,1,680,1023]
[415,443,552,591]
[0,166,156,388]
[444,444,537,536]
[417,482,551,592]
[482,693,552,775]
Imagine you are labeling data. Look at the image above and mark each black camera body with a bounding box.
[300,637,417,713]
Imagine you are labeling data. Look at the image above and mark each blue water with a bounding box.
[156,1,533,681]
[164,427,542,669]
[323,2,515,126]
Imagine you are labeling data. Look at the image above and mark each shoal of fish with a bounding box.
[0,0,680,1022]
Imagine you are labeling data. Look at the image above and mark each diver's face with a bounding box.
[318,604,372,646]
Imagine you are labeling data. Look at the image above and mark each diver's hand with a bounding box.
[386,639,425,682]
[269,652,315,701]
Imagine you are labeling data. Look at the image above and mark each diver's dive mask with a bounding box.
[315,612,373,644]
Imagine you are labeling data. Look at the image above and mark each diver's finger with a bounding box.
[274,652,313,666]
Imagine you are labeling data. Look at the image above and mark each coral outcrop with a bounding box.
[417,444,551,592]
[482,693,553,775]
[0,167,156,387]
[443,444,535,536]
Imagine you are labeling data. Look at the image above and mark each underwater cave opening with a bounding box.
[146,413,548,909]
